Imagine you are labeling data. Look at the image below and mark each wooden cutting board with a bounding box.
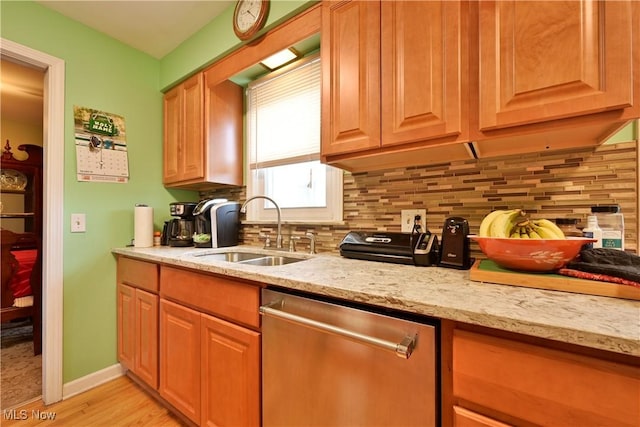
[469,259,640,301]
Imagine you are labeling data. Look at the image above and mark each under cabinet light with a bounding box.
[260,48,299,71]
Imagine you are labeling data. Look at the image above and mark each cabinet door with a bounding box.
[163,73,204,185]
[453,329,640,426]
[321,0,381,156]
[116,283,135,370]
[381,1,466,146]
[160,299,201,424]
[478,0,634,131]
[203,78,243,186]
[162,86,182,184]
[134,289,158,389]
[201,313,260,427]
[181,73,205,182]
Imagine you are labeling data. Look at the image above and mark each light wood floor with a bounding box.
[1,376,186,426]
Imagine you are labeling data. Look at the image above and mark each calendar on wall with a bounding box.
[73,106,129,183]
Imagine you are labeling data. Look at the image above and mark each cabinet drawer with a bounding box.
[453,330,640,426]
[160,266,260,329]
[118,257,159,293]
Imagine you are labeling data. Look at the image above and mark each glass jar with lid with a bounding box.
[591,205,624,250]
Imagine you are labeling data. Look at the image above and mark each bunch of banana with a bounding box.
[478,209,526,237]
[478,210,566,239]
[515,219,566,239]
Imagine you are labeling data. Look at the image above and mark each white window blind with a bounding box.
[247,55,321,169]
[244,53,342,224]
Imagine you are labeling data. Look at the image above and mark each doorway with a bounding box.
[1,38,65,405]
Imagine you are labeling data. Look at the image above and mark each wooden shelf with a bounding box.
[0,189,28,194]
[1,212,35,218]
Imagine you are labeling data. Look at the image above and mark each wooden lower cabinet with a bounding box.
[159,294,260,426]
[451,328,640,426]
[117,257,159,390]
[117,283,135,370]
[116,285,159,388]
[133,289,159,388]
[201,313,260,427]
[159,299,201,423]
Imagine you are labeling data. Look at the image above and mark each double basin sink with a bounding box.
[191,250,307,266]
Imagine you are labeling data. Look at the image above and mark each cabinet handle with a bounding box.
[259,301,416,359]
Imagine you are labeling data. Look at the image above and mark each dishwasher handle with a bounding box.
[259,301,417,359]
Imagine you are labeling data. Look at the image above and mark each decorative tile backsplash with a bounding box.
[202,140,638,255]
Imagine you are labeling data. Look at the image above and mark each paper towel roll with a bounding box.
[134,205,154,248]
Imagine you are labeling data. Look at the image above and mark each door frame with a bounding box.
[2,38,65,404]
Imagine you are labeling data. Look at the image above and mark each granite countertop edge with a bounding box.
[112,246,640,357]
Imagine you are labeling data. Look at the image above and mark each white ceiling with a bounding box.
[35,0,235,59]
[2,1,234,125]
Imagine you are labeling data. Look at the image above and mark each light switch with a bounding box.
[71,213,86,233]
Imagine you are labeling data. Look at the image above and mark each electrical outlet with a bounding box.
[401,209,426,233]
[71,213,86,233]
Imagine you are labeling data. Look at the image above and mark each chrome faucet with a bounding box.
[302,232,316,254]
[240,196,283,249]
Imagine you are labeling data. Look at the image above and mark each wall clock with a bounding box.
[233,0,270,41]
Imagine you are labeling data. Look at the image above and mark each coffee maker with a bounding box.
[192,199,241,248]
[439,216,472,269]
[166,202,197,247]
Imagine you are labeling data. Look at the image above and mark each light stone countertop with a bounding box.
[112,245,640,357]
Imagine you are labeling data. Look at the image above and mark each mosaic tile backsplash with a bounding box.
[202,140,638,256]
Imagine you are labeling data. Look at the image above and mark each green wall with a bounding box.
[0,0,315,385]
[605,120,638,144]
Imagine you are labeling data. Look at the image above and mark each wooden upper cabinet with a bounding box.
[181,75,206,181]
[162,87,181,183]
[321,0,381,156]
[163,72,243,189]
[321,0,637,167]
[321,0,473,171]
[380,1,465,147]
[478,0,634,131]
[203,76,243,187]
[163,73,205,185]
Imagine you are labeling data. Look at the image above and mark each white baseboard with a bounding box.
[62,363,126,400]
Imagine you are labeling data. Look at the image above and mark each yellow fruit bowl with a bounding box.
[469,236,596,272]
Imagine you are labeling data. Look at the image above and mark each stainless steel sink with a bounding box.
[191,251,306,266]
[238,255,303,266]
[192,251,264,262]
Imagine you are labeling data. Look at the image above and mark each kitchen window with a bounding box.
[245,54,343,223]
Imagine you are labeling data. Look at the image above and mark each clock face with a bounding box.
[233,0,269,40]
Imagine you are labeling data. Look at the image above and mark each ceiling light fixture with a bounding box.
[260,48,299,71]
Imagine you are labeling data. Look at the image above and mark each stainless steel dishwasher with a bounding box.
[260,288,438,427]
